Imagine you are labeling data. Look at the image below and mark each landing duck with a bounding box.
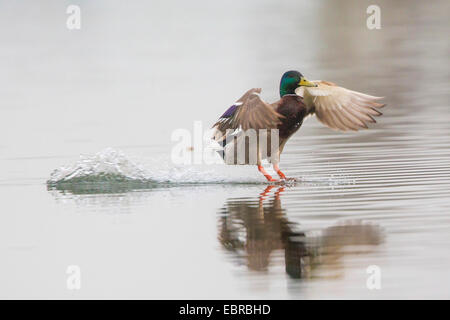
[212,70,385,182]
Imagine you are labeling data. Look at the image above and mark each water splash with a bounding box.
[47,148,152,184]
[47,148,355,195]
[47,148,266,191]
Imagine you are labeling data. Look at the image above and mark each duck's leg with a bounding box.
[273,163,287,180]
[258,164,276,182]
[271,150,287,180]
[257,150,276,182]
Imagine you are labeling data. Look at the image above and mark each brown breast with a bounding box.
[275,95,308,139]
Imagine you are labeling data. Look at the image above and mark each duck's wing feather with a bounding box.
[212,88,283,140]
[295,81,385,131]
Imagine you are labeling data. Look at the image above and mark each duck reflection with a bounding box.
[218,186,382,279]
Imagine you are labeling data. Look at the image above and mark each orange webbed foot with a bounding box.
[273,164,287,180]
[258,165,278,183]
[276,170,287,180]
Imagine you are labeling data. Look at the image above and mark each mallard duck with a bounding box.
[212,70,385,182]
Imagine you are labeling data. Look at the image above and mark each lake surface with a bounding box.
[0,0,449,299]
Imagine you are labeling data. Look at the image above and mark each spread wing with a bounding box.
[296,81,385,131]
[212,88,283,140]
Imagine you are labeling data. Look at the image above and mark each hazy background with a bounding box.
[0,0,449,299]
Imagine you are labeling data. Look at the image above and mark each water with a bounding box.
[1,0,449,299]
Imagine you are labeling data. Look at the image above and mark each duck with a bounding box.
[212,70,385,182]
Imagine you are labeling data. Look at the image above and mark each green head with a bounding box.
[279,70,317,97]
